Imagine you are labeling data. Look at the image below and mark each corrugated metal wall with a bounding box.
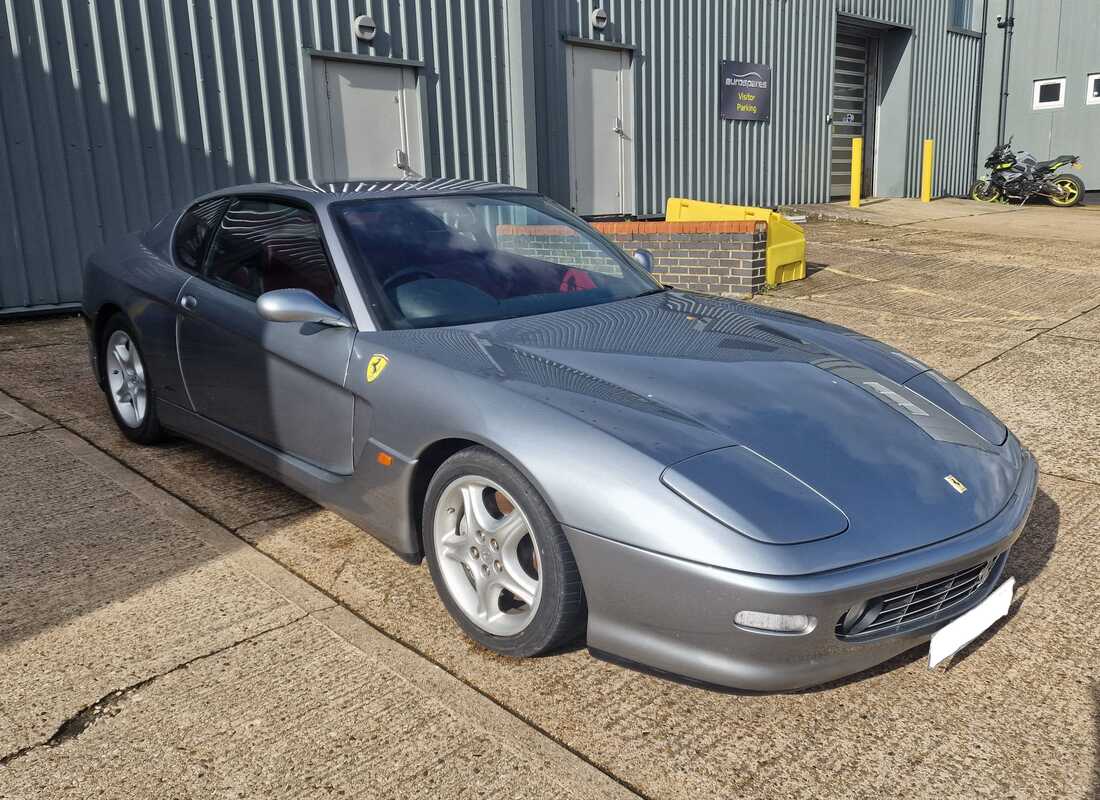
[537,0,983,214]
[0,0,515,313]
[1,0,985,313]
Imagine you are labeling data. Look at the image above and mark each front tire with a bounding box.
[970,179,1002,203]
[423,447,586,657]
[99,313,165,445]
[1048,174,1084,207]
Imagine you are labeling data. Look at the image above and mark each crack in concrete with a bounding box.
[0,424,57,439]
[0,614,309,769]
[954,299,1100,383]
[328,557,354,592]
[1038,469,1100,488]
[0,341,82,354]
[1042,332,1100,345]
[231,506,314,532]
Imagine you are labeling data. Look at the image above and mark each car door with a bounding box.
[176,197,355,474]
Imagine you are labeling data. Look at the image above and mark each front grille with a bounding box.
[836,555,1004,641]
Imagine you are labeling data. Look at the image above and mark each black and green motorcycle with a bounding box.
[970,137,1085,207]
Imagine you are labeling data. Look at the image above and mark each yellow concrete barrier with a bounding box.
[850,137,862,209]
[921,138,934,202]
[664,197,807,287]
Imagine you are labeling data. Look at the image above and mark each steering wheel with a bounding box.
[382,268,436,293]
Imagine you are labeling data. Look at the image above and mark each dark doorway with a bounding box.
[830,27,880,200]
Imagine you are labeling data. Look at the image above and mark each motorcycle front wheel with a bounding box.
[970,179,1002,203]
[1048,174,1084,207]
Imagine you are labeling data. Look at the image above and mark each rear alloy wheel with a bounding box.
[969,179,1002,203]
[1048,174,1084,207]
[424,447,586,657]
[100,315,165,444]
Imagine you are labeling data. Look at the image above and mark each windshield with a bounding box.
[331,194,661,329]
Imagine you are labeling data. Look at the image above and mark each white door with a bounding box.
[566,46,634,216]
[311,59,425,180]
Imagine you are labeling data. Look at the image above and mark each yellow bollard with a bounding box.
[849,137,862,209]
[920,138,934,202]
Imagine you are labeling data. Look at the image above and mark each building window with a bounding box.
[1032,78,1066,110]
[1088,73,1100,106]
[948,0,979,31]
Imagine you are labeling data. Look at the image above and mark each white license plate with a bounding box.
[928,577,1015,668]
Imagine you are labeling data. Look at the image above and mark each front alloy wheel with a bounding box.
[433,476,542,636]
[423,446,586,657]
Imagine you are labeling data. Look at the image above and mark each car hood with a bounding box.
[443,292,1023,561]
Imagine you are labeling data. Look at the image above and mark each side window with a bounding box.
[203,199,341,308]
[1032,78,1066,110]
[173,197,230,272]
[948,0,978,31]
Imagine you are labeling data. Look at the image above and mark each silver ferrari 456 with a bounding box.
[83,179,1036,690]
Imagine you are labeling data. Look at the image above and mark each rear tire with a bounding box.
[1048,174,1084,207]
[99,313,165,445]
[423,446,586,657]
[969,179,1002,203]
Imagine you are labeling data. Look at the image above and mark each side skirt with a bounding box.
[157,399,421,563]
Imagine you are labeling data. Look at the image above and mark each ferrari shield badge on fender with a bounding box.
[944,474,967,494]
[366,354,389,383]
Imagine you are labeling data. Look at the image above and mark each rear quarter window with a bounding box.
[173,197,230,272]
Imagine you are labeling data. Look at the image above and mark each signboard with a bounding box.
[720,60,771,121]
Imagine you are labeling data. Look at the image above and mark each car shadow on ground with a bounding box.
[943,486,1059,672]
[563,486,1060,698]
[793,486,1058,693]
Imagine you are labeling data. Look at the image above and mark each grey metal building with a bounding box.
[0,1,1084,314]
[977,0,1100,192]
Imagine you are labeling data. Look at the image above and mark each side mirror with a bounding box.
[632,248,655,273]
[256,288,352,328]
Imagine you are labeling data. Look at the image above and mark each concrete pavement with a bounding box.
[0,394,635,799]
[1,206,1099,798]
[793,196,1100,244]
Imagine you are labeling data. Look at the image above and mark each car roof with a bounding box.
[198,177,535,205]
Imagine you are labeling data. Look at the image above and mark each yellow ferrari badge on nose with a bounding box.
[366,354,389,383]
[944,475,967,494]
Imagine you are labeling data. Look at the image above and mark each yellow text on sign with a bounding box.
[366,354,390,383]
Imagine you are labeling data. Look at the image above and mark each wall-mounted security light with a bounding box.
[353,15,377,42]
[590,7,608,30]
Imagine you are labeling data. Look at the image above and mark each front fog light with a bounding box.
[734,610,817,635]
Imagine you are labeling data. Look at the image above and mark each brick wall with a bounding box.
[591,220,768,295]
[495,220,768,296]
[496,225,623,276]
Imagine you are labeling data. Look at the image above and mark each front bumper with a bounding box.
[566,450,1037,692]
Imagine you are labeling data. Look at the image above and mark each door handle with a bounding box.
[180,294,197,311]
[612,116,624,135]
